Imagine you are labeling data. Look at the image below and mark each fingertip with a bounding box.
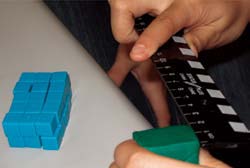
[114,29,139,44]
[109,162,118,168]
[130,44,150,62]
[184,34,199,57]
[188,43,199,57]
[114,140,138,167]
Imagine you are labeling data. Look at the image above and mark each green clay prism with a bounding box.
[133,125,200,164]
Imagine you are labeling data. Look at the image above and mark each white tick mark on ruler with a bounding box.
[179,48,195,56]
[217,105,237,115]
[187,61,205,69]
[172,36,187,44]
[206,89,225,99]
[229,122,250,133]
[197,74,215,83]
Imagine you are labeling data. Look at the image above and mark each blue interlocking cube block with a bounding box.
[42,101,64,123]
[12,93,29,103]
[46,92,65,103]
[13,82,32,94]
[61,95,72,127]
[35,113,58,136]
[25,101,44,114]
[41,125,66,150]
[49,82,70,95]
[2,113,22,136]
[61,111,69,128]
[2,71,72,150]
[50,72,70,83]
[9,102,26,114]
[23,136,41,148]
[19,114,39,136]
[61,104,70,127]
[49,72,71,98]
[28,92,47,103]
[32,82,49,93]
[34,72,51,82]
[19,72,35,82]
[8,136,25,147]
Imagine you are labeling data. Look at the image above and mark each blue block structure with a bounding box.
[2,71,72,150]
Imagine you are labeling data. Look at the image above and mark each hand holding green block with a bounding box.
[133,125,200,164]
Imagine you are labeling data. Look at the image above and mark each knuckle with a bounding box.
[156,15,176,35]
[113,32,129,43]
[114,140,144,168]
[113,30,137,43]
[114,140,130,158]
[112,31,124,42]
[109,0,129,11]
[126,151,143,168]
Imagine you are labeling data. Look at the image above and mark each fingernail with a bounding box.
[131,44,147,60]
[189,44,199,57]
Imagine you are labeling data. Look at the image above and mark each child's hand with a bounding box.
[109,140,232,168]
[109,0,250,61]
[108,44,171,127]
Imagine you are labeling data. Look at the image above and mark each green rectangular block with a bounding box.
[133,125,200,164]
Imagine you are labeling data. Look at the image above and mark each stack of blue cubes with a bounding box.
[2,71,72,150]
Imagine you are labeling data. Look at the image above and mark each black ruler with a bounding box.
[135,15,250,167]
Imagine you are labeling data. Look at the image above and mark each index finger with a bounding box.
[109,0,172,43]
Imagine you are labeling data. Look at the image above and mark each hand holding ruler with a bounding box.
[135,15,250,167]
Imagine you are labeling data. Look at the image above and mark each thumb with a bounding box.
[114,140,206,168]
[130,1,193,61]
[184,26,218,54]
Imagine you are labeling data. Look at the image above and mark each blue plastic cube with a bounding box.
[32,82,49,93]
[19,114,39,136]
[2,113,22,136]
[9,102,26,114]
[13,82,32,94]
[12,93,29,103]
[25,101,44,114]
[34,72,51,82]
[50,72,69,83]
[35,114,58,136]
[61,95,72,127]
[19,72,35,82]
[28,92,47,103]
[49,82,69,94]
[46,92,65,103]
[8,136,25,147]
[2,71,72,150]
[41,125,66,150]
[42,101,64,123]
[23,136,41,148]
